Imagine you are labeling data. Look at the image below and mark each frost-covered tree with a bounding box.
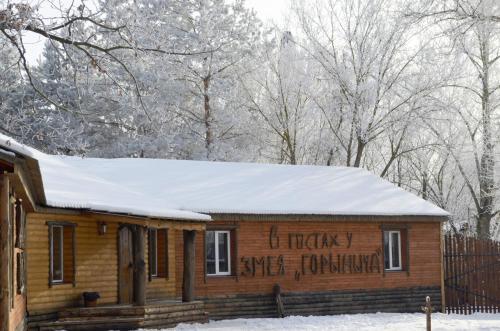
[241,31,322,165]
[164,0,265,160]
[408,0,500,238]
[293,0,433,168]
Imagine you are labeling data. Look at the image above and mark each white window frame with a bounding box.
[51,225,64,283]
[207,230,231,276]
[385,230,402,271]
[150,228,158,277]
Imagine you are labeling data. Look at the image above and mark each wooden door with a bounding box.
[118,226,134,304]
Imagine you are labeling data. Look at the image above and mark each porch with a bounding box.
[26,211,207,331]
[28,299,208,331]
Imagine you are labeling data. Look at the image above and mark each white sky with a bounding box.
[23,0,290,64]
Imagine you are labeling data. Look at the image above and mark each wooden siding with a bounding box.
[146,229,176,300]
[26,213,180,315]
[10,245,26,331]
[1,173,30,331]
[175,217,443,298]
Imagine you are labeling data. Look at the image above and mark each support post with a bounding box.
[182,230,196,302]
[0,176,10,331]
[133,225,146,306]
[422,296,432,331]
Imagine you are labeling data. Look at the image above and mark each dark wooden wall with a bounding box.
[201,286,442,319]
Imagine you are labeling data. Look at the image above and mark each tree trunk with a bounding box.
[203,76,213,160]
[422,172,428,200]
[353,137,365,168]
[182,230,196,302]
[477,36,494,239]
[477,213,492,239]
[133,225,146,306]
[283,130,296,165]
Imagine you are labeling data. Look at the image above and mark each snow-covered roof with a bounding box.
[0,134,210,222]
[48,157,448,217]
[0,133,449,219]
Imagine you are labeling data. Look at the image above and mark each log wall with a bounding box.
[175,216,444,316]
[1,174,30,331]
[26,213,179,315]
[201,286,442,319]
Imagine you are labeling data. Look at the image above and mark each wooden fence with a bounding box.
[443,235,500,314]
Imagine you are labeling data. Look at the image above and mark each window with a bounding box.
[206,231,231,276]
[48,222,76,286]
[149,229,158,277]
[148,228,168,279]
[15,200,26,249]
[17,252,26,294]
[384,230,402,270]
[51,225,64,282]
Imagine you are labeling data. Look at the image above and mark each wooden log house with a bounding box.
[0,134,449,330]
[0,136,210,331]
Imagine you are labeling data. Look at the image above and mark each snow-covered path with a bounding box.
[140,313,500,331]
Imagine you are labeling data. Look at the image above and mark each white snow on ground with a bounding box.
[141,313,500,331]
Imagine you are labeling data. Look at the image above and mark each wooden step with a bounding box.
[59,307,144,319]
[37,316,144,331]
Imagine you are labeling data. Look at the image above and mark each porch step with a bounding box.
[58,306,144,319]
[144,301,208,327]
[29,301,208,330]
[36,317,144,331]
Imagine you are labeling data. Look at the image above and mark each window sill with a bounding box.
[150,276,169,280]
[384,269,406,273]
[50,281,74,287]
[206,274,237,279]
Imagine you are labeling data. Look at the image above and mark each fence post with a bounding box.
[421,296,432,331]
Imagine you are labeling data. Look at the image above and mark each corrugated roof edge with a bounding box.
[45,200,212,222]
[208,213,448,221]
[187,209,450,217]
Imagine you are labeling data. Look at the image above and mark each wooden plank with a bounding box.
[479,237,484,313]
[133,225,146,306]
[453,235,459,314]
[444,234,450,313]
[448,235,454,314]
[457,236,463,314]
[118,226,134,304]
[466,236,471,315]
[182,230,196,302]
[486,239,492,313]
[473,236,478,313]
[0,176,10,331]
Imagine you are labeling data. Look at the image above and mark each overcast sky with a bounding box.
[23,0,289,64]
